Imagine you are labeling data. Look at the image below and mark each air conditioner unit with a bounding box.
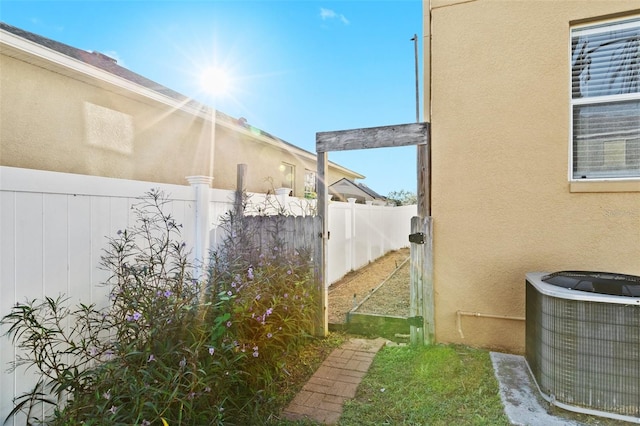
[525,271,640,423]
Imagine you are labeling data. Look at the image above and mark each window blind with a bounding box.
[571,17,640,179]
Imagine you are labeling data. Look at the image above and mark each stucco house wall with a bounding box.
[0,24,361,197]
[427,0,640,352]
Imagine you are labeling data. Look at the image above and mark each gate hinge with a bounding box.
[407,316,424,327]
[408,232,425,244]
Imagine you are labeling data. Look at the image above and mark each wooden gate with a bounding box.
[315,122,434,344]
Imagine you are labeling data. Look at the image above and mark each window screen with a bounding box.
[571,16,640,179]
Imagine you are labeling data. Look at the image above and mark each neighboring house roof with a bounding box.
[0,21,364,180]
[329,178,387,204]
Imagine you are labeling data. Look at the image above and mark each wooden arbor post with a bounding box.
[315,122,432,343]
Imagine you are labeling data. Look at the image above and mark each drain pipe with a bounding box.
[456,310,525,339]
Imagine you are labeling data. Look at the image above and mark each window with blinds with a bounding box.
[571,16,640,180]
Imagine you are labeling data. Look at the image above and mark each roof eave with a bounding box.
[0,26,364,180]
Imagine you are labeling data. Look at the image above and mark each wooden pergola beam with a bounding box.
[316,122,429,153]
[315,120,432,343]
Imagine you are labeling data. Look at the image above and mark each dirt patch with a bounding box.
[328,248,410,324]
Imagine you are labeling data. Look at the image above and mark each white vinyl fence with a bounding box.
[0,166,413,423]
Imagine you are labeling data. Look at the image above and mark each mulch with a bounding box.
[328,248,410,324]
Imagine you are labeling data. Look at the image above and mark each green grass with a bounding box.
[338,344,510,426]
[272,341,510,426]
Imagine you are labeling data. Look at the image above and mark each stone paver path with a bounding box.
[281,337,388,424]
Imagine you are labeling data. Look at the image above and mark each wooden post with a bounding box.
[414,129,432,345]
[417,144,430,218]
[424,216,434,344]
[235,163,247,216]
[410,216,434,345]
[315,151,329,337]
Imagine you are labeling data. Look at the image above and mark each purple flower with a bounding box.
[102,391,111,400]
[287,270,292,275]
[266,308,273,316]
[255,294,261,301]
[227,290,232,296]
[208,347,215,356]
[247,267,254,280]
[226,321,232,328]
[163,290,172,298]
[283,293,288,298]
[142,421,151,426]
[252,347,259,357]
[147,354,155,363]
[109,405,117,415]
[205,387,211,393]
[267,333,273,339]
[179,357,187,368]
[128,311,142,321]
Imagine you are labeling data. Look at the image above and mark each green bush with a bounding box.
[2,189,317,425]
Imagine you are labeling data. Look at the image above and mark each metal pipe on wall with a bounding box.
[456,310,525,339]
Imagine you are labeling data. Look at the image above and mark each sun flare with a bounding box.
[199,67,232,97]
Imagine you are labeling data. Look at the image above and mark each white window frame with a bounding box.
[569,16,640,182]
[279,162,295,191]
[303,169,316,198]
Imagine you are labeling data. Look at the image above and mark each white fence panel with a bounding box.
[0,167,228,424]
[0,191,17,424]
[0,166,415,422]
[326,201,351,285]
[326,201,415,286]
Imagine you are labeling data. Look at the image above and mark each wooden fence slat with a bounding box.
[410,216,434,345]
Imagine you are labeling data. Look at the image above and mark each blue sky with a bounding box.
[1,0,423,195]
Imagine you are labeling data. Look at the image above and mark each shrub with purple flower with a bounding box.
[1,189,318,425]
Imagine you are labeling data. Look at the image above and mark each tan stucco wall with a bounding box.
[427,0,640,353]
[1,54,209,183]
[0,53,356,197]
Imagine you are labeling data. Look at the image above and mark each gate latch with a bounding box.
[407,316,424,327]
[408,232,425,244]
